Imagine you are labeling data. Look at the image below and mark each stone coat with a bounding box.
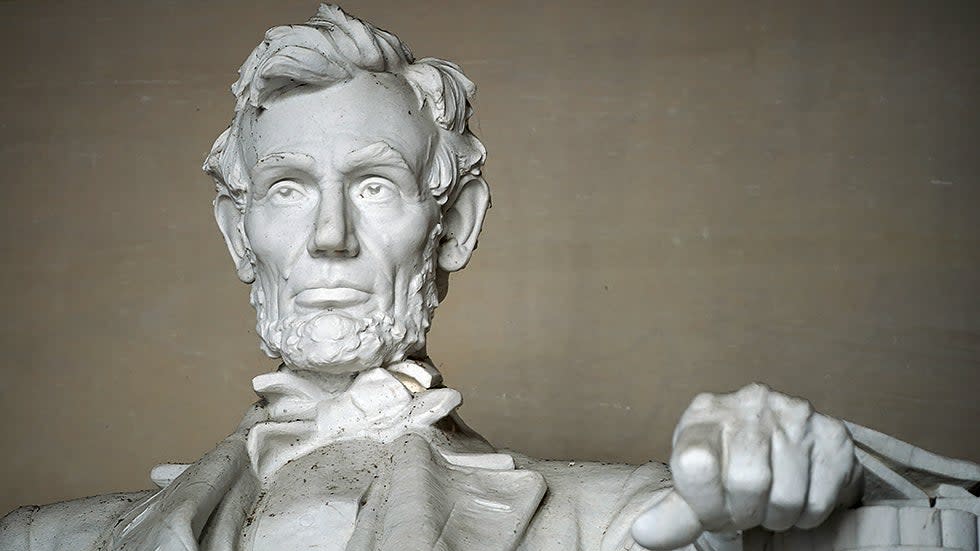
[4,370,975,551]
[0,413,683,551]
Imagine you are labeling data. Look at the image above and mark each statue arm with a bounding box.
[0,491,155,551]
[503,454,742,550]
[0,504,35,551]
[506,454,640,550]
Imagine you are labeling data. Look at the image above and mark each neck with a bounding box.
[275,355,441,396]
[276,364,359,395]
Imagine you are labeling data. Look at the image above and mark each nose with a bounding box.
[308,185,359,257]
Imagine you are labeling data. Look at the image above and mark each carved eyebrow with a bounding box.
[338,141,411,173]
[252,152,317,176]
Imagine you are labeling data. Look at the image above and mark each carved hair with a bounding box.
[203,4,487,212]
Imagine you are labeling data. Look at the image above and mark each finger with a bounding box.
[675,392,718,429]
[631,489,704,551]
[767,391,813,442]
[670,422,728,530]
[762,428,810,531]
[840,452,863,508]
[796,416,851,529]
[733,382,772,403]
[723,426,772,529]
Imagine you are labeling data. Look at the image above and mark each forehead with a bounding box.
[246,72,436,174]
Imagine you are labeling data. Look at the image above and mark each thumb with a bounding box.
[630,489,704,550]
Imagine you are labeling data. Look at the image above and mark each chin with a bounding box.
[280,330,391,373]
[258,308,430,373]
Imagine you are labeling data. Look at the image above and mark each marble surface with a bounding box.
[0,4,976,551]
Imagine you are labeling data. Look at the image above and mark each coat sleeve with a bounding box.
[510,454,678,551]
[0,492,154,551]
[0,505,35,551]
[512,456,743,551]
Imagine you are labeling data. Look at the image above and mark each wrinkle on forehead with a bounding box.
[337,141,410,172]
[244,73,437,179]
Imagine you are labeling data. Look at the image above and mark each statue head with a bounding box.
[204,4,490,374]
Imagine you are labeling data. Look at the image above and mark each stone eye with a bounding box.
[355,177,396,203]
[267,180,306,205]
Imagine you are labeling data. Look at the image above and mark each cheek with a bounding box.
[361,203,438,265]
[244,206,313,269]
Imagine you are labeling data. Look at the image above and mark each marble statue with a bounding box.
[1,5,977,551]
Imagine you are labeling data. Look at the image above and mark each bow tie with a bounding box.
[246,361,462,480]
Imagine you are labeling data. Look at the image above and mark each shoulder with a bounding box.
[0,491,154,551]
[510,452,658,488]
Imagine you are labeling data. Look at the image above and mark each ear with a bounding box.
[214,195,256,284]
[438,177,491,272]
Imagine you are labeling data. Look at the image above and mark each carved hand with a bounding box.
[631,383,862,550]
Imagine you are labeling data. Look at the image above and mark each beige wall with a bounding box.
[1,1,978,514]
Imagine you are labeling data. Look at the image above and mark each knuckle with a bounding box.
[729,383,774,416]
[805,492,835,518]
[768,488,804,510]
[768,471,808,507]
[690,392,716,411]
[677,402,717,432]
[772,395,813,436]
[792,393,813,409]
[788,403,814,431]
[739,382,771,400]
[767,391,791,411]
[824,418,850,445]
[810,413,838,438]
[782,395,812,417]
[727,464,772,494]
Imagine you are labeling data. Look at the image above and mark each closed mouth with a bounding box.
[293,287,372,309]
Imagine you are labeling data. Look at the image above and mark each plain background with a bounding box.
[1,1,977,514]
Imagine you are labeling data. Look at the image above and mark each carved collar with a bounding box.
[247,360,462,480]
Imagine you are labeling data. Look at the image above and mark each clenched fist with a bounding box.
[631,384,862,550]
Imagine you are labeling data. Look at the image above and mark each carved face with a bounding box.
[238,72,443,372]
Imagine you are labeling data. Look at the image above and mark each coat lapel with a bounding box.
[348,434,546,551]
[97,403,547,551]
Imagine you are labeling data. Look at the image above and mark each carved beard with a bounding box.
[249,225,441,372]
